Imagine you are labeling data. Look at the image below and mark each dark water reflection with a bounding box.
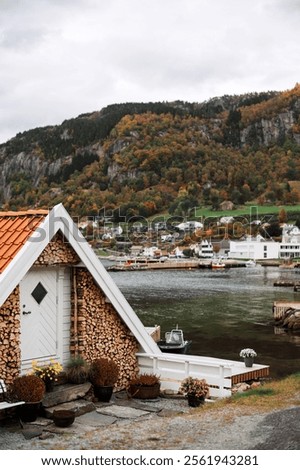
[107,264,300,378]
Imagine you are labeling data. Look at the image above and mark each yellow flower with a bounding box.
[31,358,63,382]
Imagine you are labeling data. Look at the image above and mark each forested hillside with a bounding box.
[1,84,300,217]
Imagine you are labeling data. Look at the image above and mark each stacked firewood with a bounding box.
[0,288,21,384]
[71,268,139,390]
[34,233,80,265]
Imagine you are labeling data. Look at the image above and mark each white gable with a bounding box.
[0,204,160,355]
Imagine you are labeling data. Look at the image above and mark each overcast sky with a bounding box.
[0,0,299,144]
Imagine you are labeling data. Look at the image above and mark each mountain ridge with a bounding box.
[1,84,300,217]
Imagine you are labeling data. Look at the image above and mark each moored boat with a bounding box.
[211,259,226,269]
[245,260,257,268]
[157,327,192,354]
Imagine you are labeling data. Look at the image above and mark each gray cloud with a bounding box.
[0,0,299,144]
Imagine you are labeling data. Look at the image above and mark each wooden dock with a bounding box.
[273,301,300,321]
[107,258,247,271]
[107,259,201,271]
[274,280,300,291]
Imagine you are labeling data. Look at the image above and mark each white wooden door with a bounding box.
[20,268,59,364]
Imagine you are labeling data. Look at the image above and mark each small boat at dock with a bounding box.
[157,327,192,354]
[211,260,226,269]
[245,260,257,268]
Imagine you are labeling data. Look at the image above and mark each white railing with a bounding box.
[137,352,233,398]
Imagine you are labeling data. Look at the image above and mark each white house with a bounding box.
[280,224,300,258]
[229,235,280,260]
[219,216,235,224]
[229,232,300,260]
[281,224,300,243]
[193,240,214,258]
[176,221,203,231]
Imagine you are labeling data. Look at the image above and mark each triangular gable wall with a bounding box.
[0,204,160,354]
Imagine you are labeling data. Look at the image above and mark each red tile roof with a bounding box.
[0,210,48,273]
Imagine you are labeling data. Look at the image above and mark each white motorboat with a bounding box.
[245,260,257,268]
[157,327,192,354]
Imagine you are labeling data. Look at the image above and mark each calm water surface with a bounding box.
[106,263,300,378]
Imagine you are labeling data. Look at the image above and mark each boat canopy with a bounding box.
[165,329,184,344]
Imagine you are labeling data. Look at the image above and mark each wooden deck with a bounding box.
[192,355,270,386]
[229,362,270,385]
[137,352,270,398]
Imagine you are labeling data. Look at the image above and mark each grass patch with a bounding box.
[202,374,300,416]
[232,388,276,400]
[96,249,110,257]
[289,372,300,379]
[195,204,300,219]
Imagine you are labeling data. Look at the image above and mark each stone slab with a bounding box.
[22,428,44,440]
[114,399,162,413]
[96,405,150,419]
[46,421,95,435]
[44,399,95,418]
[76,410,117,427]
[42,383,92,408]
[23,417,52,426]
[44,412,117,434]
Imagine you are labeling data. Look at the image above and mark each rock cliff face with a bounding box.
[0,137,103,202]
[241,107,300,147]
[0,149,67,200]
[106,138,138,183]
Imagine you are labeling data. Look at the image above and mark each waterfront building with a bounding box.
[280,224,300,258]
[229,235,279,260]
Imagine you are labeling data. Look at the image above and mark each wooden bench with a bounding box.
[0,379,25,412]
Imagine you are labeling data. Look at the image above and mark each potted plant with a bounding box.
[89,357,119,402]
[128,373,161,399]
[31,358,63,391]
[179,376,210,407]
[239,348,257,367]
[11,375,46,422]
[65,355,90,384]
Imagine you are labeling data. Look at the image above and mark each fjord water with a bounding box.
[108,265,300,378]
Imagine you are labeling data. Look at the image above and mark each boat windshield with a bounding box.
[165,330,183,344]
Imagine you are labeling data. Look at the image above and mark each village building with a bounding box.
[280,224,300,258]
[130,245,144,257]
[193,240,214,258]
[229,225,300,260]
[219,200,234,211]
[228,235,279,260]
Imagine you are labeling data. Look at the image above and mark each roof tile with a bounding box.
[0,210,47,273]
